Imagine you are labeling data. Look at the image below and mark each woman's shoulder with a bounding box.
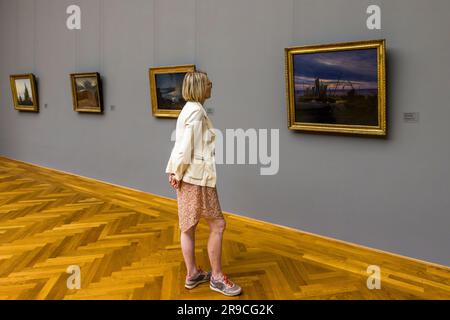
[180,101,206,122]
[183,101,203,112]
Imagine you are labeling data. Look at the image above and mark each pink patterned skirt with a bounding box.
[176,180,224,232]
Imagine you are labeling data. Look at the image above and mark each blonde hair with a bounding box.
[182,71,209,103]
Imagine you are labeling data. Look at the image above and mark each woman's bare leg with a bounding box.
[180,224,199,277]
[206,218,226,279]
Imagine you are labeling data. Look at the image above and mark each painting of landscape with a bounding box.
[14,78,34,106]
[70,73,103,113]
[286,40,386,136]
[76,77,99,108]
[149,65,196,118]
[293,48,378,125]
[155,73,187,110]
[10,74,39,112]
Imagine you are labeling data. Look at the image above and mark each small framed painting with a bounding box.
[70,72,103,113]
[149,64,196,118]
[285,39,386,136]
[10,73,39,112]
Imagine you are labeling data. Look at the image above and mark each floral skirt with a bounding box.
[176,180,224,232]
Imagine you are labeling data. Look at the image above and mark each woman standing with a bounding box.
[165,71,242,297]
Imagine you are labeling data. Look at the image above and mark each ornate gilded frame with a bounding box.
[70,72,103,113]
[10,73,39,112]
[149,64,196,118]
[285,39,386,136]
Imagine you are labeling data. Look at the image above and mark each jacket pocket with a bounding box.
[187,163,204,180]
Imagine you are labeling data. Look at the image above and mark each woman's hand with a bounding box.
[168,173,181,189]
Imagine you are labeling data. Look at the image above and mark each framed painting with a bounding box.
[70,72,103,113]
[10,73,39,112]
[285,39,386,136]
[149,64,196,118]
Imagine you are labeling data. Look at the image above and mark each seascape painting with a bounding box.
[285,40,386,136]
[149,65,196,118]
[155,73,187,110]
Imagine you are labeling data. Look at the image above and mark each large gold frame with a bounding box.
[70,72,103,113]
[10,73,39,112]
[285,39,386,136]
[149,64,196,118]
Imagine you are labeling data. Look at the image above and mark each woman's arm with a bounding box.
[168,108,204,182]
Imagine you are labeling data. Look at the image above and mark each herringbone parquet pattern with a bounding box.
[0,156,449,300]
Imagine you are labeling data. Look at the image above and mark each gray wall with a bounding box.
[1,0,449,266]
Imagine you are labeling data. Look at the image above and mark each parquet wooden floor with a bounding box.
[0,155,449,300]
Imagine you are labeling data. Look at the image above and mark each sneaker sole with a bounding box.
[209,284,242,296]
[185,278,209,289]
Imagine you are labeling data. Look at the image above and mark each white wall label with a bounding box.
[404,112,420,123]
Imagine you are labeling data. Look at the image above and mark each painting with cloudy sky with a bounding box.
[293,48,379,126]
[15,78,34,106]
[155,73,187,110]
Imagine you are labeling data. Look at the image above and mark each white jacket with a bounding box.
[165,101,217,187]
